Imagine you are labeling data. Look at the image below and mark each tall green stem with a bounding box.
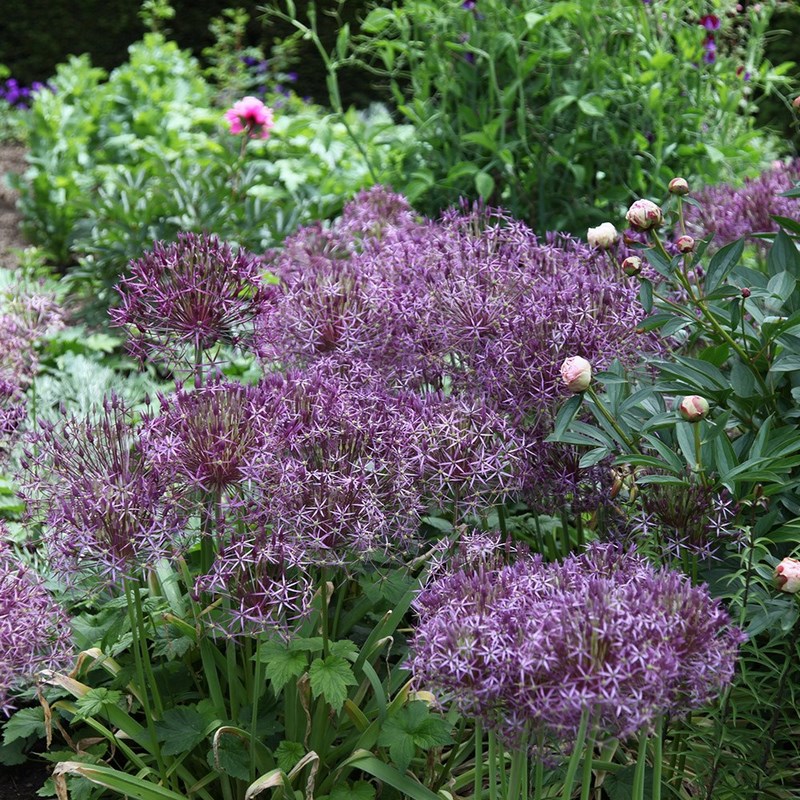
[585,386,639,453]
[632,728,648,800]
[652,716,664,800]
[561,710,590,800]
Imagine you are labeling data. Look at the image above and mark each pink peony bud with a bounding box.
[587,222,619,250]
[224,96,275,139]
[668,177,690,195]
[793,96,800,111]
[560,356,592,393]
[677,235,695,253]
[741,287,751,298]
[678,395,710,422]
[626,199,663,231]
[775,558,800,593]
[621,256,643,276]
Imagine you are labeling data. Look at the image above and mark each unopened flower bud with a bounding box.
[625,199,663,231]
[741,287,751,298]
[669,177,690,195]
[678,395,710,422]
[775,558,800,593]
[621,256,643,276]
[560,356,592,393]
[793,96,800,111]
[677,235,695,253]
[587,222,619,250]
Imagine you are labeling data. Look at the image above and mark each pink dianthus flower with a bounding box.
[224,96,274,139]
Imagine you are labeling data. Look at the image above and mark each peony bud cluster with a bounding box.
[626,199,663,231]
[560,356,592,393]
[587,223,619,250]
[678,395,710,422]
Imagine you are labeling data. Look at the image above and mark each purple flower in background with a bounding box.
[703,36,717,64]
[0,540,72,714]
[684,160,800,249]
[111,233,270,373]
[409,542,744,750]
[22,395,185,584]
[699,14,721,31]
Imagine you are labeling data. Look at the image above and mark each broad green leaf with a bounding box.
[53,762,188,800]
[2,707,45,744]
[705,238,744,291]
[154,706,208,756]
[74,688,123,720]
[340,751,443,800]
[475,171,495,200]
[309,655,357,712]
[258,639,307,692]
[207,733,251,782]
[275,740,305,773]
[330,782,376,800]
[377,701,452,772]
[550,394,583,441]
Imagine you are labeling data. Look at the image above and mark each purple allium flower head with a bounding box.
[0,541,72,714]
[194,523,314,638]
[684,160,800,249]
[111,233,270,373]
[699,14,721,31]
[633,480,740,560]
[260,189,654,514]
[703,36,717,64]
[409,543,744,750]
[243,360,429,560]
[22,395,186,584]
[143,380,269,497]
[0,378,26,464]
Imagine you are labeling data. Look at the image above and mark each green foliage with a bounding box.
[550,183,800,797]
[17,30,413,318]
[377,701,452,772]
[352,0,792,231]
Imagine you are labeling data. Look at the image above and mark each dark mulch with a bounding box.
[0,762,51,799]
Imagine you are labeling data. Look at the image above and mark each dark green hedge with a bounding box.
[0,0,374,106]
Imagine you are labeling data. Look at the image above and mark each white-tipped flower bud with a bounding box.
[621,256,643,276]
[775,558,800,593]
[668,177,690,195]
[587,222,619,250]
[678,395,710,423]
[677,235,695,254]
[560,356,592,393]
[626,199,664,232]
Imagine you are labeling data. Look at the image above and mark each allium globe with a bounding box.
[409,542,744,750]
[112,233,269,373]
[0,544,72,714]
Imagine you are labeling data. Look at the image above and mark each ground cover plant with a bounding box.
[2,1,800,798]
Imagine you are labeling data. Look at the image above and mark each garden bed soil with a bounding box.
[0,762,51,799]
[0,141,28,269]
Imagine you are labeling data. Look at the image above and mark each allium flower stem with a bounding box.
[123,579,168,785]
[652,716,664,800]
[580,730,595,800]
[473,721,484,800]
[249,632,265,784]
[489,731,505,800]
[319,568,330,659]
[633,728,648,800]
[561,708,590,800]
